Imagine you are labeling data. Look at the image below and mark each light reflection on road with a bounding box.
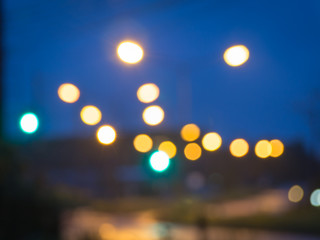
[62,208,320,240]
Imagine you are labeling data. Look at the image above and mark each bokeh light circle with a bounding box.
[223,45,249,67]
[80,105,102,125]
[149,151,170,172]
[230,138,249,157]
[58,83,80,103]
[202,132,222,151]
[20,113,39,134]
[158,141,177,158]
[184,143,202,161]
[137,83,160,103]
[142,105,164,126]
[133,134,153,153]
[117,41,144,64]
[96,125,116,145]
[270,139,284,157]
[310,189,320,207]
[288,185,304,203]
[181,124,200,142]
[255,140,272,158]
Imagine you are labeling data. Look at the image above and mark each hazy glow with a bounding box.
[142,105,164,126]
[80,105,102,125]
[149,151,170,172]
[158,141,177,158]
[20,113,39,134]
[288,185,304,203]
[202,132,222,151]
[133,134,153,153]
[117,41,143,64]
[310,189,320,207]
[97,125,116,145]
[181,124,200,142]
[57,83,80,103]
[184,143,202,161]
[186,172,205,191]
[223,45,249,67]
[137,83,160,103]
[99,223,116,239]
[255,140,272,158]
[230,138,249,157]
[270,139,284,157]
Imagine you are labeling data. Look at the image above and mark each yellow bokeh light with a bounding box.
[184,143,202,161]
[137,83,160,103]
[255,140,272,159]
[58,83,80,103]
[181,124,200,142]
[230,138,249,158]
[202,132,222,151]
[223,45,249,67]
[270,139,284,157]
[158,141,177,158]
[99,223,116,239]
[80,105,102,125]
[142,105,164,126]
[96,125,116,145]
[133,134,153,153]
[288,185,304,203]
[117,41,144,64]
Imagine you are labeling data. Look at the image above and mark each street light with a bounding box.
[117,41,144,64]
[20,112,39,134]
[149,151,170,172]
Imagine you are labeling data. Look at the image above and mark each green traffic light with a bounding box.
[20,112,39,134]
[149,151,170,172]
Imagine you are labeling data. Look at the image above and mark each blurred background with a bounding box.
[1,0,320,239]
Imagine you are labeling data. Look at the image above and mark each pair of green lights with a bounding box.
[19,112,170,172]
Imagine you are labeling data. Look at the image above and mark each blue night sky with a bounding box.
[3,0,320,148]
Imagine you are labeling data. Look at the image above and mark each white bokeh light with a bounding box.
[149,151,170,172]
[20,113,39,134]
[117,41,144,64]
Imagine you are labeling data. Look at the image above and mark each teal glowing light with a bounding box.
[20,113,39,134]
[310,189,320,207]
[149,151,170,172]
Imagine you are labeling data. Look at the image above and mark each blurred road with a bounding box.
[62,208,320,240]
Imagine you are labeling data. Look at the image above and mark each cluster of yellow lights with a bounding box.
[158,141,177,158]
[117,41,144,64]
[202,132,222,151]
[58,83,80,103]
[230,138,249,157]
[137,83,160,103]
[255,139,284,159]
[80,105,102,125]
[181,124,200,142]
[184,143,202,161]
[133,134,153,153]
[288,185,304,203]
[56,42,287,162]
[223,45,250,67]
[142,105,164,126]
[96,125,117,145]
